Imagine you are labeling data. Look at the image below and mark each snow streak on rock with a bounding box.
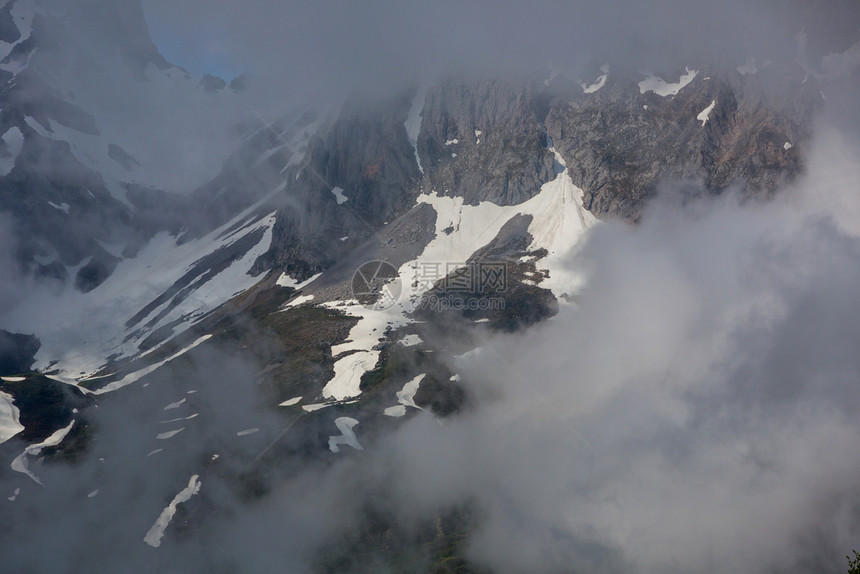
[144,474,202,548]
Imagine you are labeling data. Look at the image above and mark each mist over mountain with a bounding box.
[145,0,860,97]
[0,1,859,573]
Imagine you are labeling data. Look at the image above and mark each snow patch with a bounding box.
[163,398,187,410]
[697,100,716,126]
[331,186,348,204]
[23,116,49,136]
[322,350,380,401]
[328,417,363,453]
[47,201,70,214]
[383,405,406,417]
[11,420,75,484]
[285,294,315,307]
[0,391,24,444]
[6,202,277,380]
[155,428,185,440]
[523,150,599,295]
[236,428,259,436]
[0,126,23,175]
[397,374,424,409]
[93,335,212,395]
[33,252,57,266]
[784,141,793,150]
[278,396,302,407]
[253,143,287,168]
[1,0,38,66]
[398,374,424,406]
[581,64,609,93]
[160,413,198,424]
[315,146,597,403]
[1,376,25,382]
[383,374,426,416]
[405,88,426,173]
[444,138,459,146]
[318,296,407,402]
[737,57,758,75]
[144,475,201,548]
[398,334,422,347]
[302,402,332,412]
[276,271,321,290]
[638,67,698,96]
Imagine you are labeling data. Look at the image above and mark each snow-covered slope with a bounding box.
[3,199,279,382]
[0,0,301,301]
[309,145,597,404]
[0,390,24,444]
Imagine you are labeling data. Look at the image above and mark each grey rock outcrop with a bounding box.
[253,92,421,279]
[0,330,39,375]
[545,66,816,219]
[417,79,556,206]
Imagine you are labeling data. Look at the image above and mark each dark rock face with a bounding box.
[253,93,421,280]
[229,73,252,93]
[107,143,139,170]
[313,94,421,225]
[0,374,91,444]
[199,73,227,93]
[73,251,121,292]
[0,131,136,281]
[411,214,559,332]
[0,0,824,299]
[0,1,21,44]
[253,64,820,282]
[0,330,40,375]
[185,108,321,241]
[0,6,156,290]
[125,225,267,331]
[418,79,556,206]
[63,0,171,75]
[544,68,816,219]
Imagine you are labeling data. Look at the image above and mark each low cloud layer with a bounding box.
[3,2,860,572]
[200,112,860,572]
[18,104,852,574]
[143,0,860,99]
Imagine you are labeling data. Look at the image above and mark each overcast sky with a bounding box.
[141,0,860,97]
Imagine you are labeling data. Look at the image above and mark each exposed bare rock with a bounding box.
[418,79,555,206]
[545,66,818,219]
[253,93,421,279]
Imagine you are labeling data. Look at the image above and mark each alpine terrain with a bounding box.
[1,1,860,573]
